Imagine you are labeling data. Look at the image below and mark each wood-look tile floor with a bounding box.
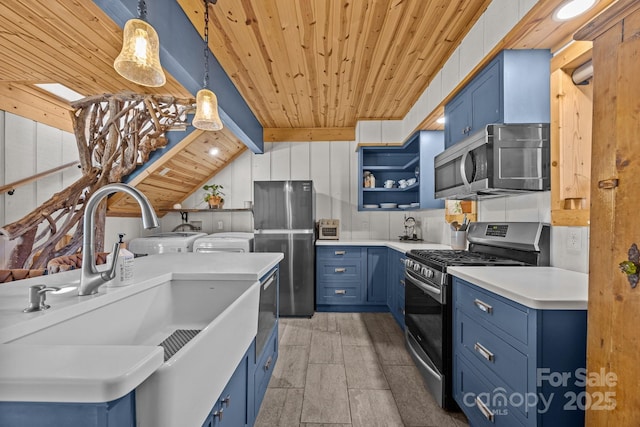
[255,312,469,427]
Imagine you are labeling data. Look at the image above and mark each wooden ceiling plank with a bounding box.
[0,83,73,132]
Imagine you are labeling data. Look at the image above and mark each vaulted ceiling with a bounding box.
[0,0,616,215]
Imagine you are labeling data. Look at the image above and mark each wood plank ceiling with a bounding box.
[0,0,617,216]
[0,0,248,216]
[179,0,492,132]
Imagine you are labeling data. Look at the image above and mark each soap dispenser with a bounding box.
[107,233,134,286]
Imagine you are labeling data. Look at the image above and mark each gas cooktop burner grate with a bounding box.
[408,249,527,267]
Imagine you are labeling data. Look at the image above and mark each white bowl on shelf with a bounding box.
[398,204,411,209]
[379,203,398,209]
[410,202,420,207]
[363,204,379,209]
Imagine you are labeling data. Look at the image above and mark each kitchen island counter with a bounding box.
[0,252,283,404]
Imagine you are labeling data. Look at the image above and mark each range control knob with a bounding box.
[413,264,421,272]
[422,268,434,278]
[405,260,413,269]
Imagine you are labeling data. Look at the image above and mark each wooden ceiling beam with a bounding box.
[264,127,355,142]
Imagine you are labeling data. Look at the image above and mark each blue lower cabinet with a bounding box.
[366,247,388,304]
[387,249,405,329]
[211,348,250,427]
[453,278,587,427]
[0,393,135,427]
[253,321,279,419]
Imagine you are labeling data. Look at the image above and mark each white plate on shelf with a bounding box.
[410,202,420,207]
[379,203,398,209]
[398,204,411,209]
[363,204,379,208]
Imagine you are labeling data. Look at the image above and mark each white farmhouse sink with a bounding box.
[10,279,260,427]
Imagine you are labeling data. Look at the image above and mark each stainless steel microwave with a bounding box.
[434,123,550,199]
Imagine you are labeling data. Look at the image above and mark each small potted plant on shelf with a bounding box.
[203,184,225,209]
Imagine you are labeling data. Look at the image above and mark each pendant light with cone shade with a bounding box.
[114,0,166,87]
[192,0,223,131]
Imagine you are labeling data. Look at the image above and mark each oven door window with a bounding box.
[405,274,444,372]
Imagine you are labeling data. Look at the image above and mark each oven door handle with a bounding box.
[406,270,442,300]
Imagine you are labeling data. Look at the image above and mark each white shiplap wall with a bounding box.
[162,139,448,244]
[0,111,142,268]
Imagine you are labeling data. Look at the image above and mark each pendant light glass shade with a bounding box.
[114,18,166,87]
[193,88,223,131]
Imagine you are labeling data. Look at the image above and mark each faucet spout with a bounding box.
[78,183,159,296]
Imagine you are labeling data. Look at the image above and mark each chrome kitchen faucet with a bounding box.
[78,184,159,296]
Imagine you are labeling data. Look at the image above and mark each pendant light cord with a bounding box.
[137,0,147,21]
[203,0,210,89]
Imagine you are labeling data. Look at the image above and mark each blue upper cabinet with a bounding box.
[444,49,551,148]
[358,131,444,210]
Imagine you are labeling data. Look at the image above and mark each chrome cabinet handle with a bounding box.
[400,279,405,287]
[334,289,347,295]
[334,267,346,273]
[220,395,231,408]
[264,356,273,371]
[475,396,494,422]
[334,250,346,255]
[213,408,224,421]
[473,298,493,314]
[474,342,495,362]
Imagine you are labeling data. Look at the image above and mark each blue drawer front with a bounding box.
[457,310,528,406]
[454,278,529,345]
[317,283,361,305]
[455,354,526,427]
[317,246,363,259]
[254,324,278,414]
[317,262,361,281]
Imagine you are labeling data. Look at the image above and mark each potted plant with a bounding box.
[203,184,225,209]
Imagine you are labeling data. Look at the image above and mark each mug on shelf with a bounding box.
[384,180,395,188]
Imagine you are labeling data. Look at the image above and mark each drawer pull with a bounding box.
[334,289,347,295]
[400,279,405,287]
[475,396,494,422]
[334,250,346,255]
[474,342,495,362]
[474,298,493,314]
[334,267,346,273]
[264,356,273,371]
[213,408,224,421]
[220,395,231,408]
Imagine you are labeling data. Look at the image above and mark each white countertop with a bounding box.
[0,252,283,403]
[316,238,451,252]
[448,266,588,310]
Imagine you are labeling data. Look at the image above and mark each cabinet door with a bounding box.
[470,58,501,132]
[386,250,398,310]
[444,92,471,148]
[214,353,249,427]
[366,247,388,303]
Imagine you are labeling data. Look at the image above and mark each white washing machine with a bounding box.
[192,232,254,253]
[128,232,207,256]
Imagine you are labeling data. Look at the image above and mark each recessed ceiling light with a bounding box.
[553,0,597,21]
[436,116,446,124]
[209,147,220,156]
[34,83,84,102]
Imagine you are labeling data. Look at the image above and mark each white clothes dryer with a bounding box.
[192,232,254,253]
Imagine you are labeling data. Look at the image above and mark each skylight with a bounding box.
[34,83,84,102]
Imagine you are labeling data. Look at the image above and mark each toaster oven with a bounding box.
[318,219,340,240]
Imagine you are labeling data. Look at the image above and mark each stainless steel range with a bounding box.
[404,222,550,410]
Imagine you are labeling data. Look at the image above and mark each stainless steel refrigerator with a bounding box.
[253,180,315,316]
